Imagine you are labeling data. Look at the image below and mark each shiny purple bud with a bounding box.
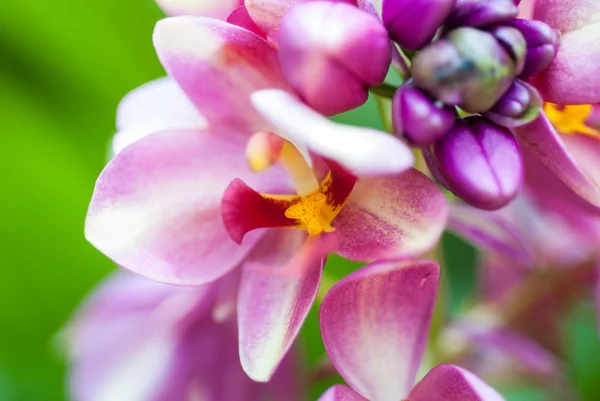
[445,0,518,30]
[392,84,456,146]
[491,26,526,75]
[484,79,542,127]
[278,1,391,115]
[411,27,515,113]
[428,117,523,210]
[382,0,457,50]
[508,19,558,78]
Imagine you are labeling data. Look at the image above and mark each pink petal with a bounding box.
[334,168,448,261]
[448,203,533,266]
[85,129,286,285]
[245,0,299,40]
[534,0,600,33]
[513,112,600,211]
[227,5,267,38]
[409,365,505,401]
[153,16,288,133]
[156,0,243,19]
[113,77,206,155]
[320,260,440,401]
[318,385,369,401]
[251,89,414,176]
[533,24,600,104]
[238,229,337,381]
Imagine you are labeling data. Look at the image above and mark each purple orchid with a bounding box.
[511,0,600,213]
[66,271,302,401]
[85,16,448,381]
[317,259,505,401]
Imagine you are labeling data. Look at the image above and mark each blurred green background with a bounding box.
[0,1,598,400]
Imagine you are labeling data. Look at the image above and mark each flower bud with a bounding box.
[445,0,518,30]
[382,0,456,50]
[508,19,558,78]
[490,26,526,75]
[392,84,456,146]
[484,80,542,127]
[411,27,515,113]
[428,117,523,210]
[278,1,391,115]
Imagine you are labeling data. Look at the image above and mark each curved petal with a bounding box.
[448,203,534,266]
[113,77,206,155]
[534,0,600,33]
[251,89,414,176]
[513,112,600,211]
[334,168,447,261]
[318,385,368,401]
[85,129,286,285]
[156,0,243,19]
[533,24,600,104]
[153,16,288,133]
[409,365,504,401]
[245,0,298,40]
[320,260,440,401]
[238,229,337,381]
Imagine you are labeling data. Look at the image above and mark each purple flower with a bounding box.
[66,272,302,401]
[85,16,448,381]
[317,259,505,401]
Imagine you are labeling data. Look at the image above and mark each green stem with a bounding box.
[370,82,398,99]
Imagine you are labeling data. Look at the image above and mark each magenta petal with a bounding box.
[334,168,448,261]
[238,229,337,381]
[448,203,533,266]
[513,113,600,211]
[318,385,369,401]
[534,0,600,32]
[156,0,243,19]
[410,365,504,401]
[85,129,280,285]
[154,16,288,133]
[320,260,440,400]
[113,77,206,155]
[534,24,600,104]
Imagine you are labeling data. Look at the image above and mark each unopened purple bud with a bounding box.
[508,19,558,78]
[484,79,542,127]
[428,117,523,210]
[445,0,518,30]
[278,1,391,115]
[382,0,456,50]
[411,27,515,113]
[491,26,526,75]
[392,84,456,146]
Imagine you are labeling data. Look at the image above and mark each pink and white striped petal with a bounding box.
[318,385,369,401]
[156,0,243,19]
[85,129,286,285]
[238,229,337,381]
[113,77,206,155]
[513,113,600,211]
[320,260,440,401]
[409,365,505,401]
[153,16,288,133]
[251,89,414,176]
[334,169,448,261]
[533,24,600,104]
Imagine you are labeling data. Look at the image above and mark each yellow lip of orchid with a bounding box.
[244,133,354,237]
[544,102,600,139]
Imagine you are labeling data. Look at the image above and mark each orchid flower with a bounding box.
[85,16,448,381]
[318,259,505,401]
[66,271,302,401]
[512,0,600,212]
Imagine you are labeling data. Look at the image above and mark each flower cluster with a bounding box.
[64,0,600,400]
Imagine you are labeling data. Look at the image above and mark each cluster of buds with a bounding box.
[385,0,558,209]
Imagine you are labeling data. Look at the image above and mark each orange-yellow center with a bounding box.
[544,102,600,139]
[246,134,349,236]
